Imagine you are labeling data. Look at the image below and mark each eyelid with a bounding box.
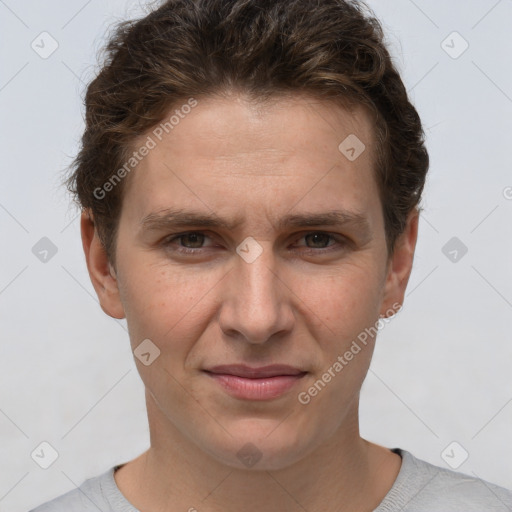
[292,231,345,245]
[163,230,349,254]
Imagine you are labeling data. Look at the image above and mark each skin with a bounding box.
[81,92,419,511]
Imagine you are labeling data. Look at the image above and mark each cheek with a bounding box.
[116,253,224,347]
[292,259,385,341]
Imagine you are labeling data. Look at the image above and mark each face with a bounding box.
[82,92,417,470]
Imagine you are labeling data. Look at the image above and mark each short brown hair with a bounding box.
[66,0,429,265]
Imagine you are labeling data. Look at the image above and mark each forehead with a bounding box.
[122,92,379,226]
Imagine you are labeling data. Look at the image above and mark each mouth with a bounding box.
[203,364,308,401]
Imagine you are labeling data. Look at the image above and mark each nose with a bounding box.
[218,242,295,344]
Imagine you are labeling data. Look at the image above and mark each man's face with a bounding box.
[85,93,415,470]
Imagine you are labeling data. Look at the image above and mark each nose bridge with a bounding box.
[220,239,292,343]
[239,242,278,306]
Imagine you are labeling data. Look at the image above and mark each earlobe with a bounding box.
[80,210,126,319]
[380,209,419,317]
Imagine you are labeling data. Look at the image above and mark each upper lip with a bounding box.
[204,364,306,378]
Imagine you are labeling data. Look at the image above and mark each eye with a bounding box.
[175,232,206,248]
[292,231,347,254]
[162,230,348,257]
[163,231,215,255]
[301,232,335,248]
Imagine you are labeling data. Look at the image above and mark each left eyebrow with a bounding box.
[139,207,371,237]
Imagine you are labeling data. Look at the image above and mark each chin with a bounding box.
[198,418,316,471]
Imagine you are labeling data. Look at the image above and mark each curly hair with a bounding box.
[66,0,429,265]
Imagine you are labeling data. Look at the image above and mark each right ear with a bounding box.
[80,210,125,319]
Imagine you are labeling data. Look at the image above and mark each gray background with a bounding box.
[1,0,511,510]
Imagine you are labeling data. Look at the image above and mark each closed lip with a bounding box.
[203,364,307,378]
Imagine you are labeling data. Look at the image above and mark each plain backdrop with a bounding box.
[1,0,511,510]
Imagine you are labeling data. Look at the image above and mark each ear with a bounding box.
[380,209,419,317]
[80,210,125,319]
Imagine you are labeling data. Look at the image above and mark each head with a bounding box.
[75,0,428,470]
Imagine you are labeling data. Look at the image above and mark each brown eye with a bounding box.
[304,232,333,249]
[179,232,206,248]
[162,231,214,256]
[291,231,348,256]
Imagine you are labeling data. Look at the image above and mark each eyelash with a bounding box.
[162,231,348,256]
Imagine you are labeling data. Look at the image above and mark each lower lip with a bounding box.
[205,372,306,400]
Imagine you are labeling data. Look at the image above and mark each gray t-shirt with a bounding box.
[29,448,512,511]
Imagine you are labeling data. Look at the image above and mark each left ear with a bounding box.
[380,209,419,316]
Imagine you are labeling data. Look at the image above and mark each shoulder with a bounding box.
[376,448,512,512]
[28,466,126,512]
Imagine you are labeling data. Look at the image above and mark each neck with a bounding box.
[115,392,401,512]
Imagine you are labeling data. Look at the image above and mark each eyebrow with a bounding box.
[139,208,371,235]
